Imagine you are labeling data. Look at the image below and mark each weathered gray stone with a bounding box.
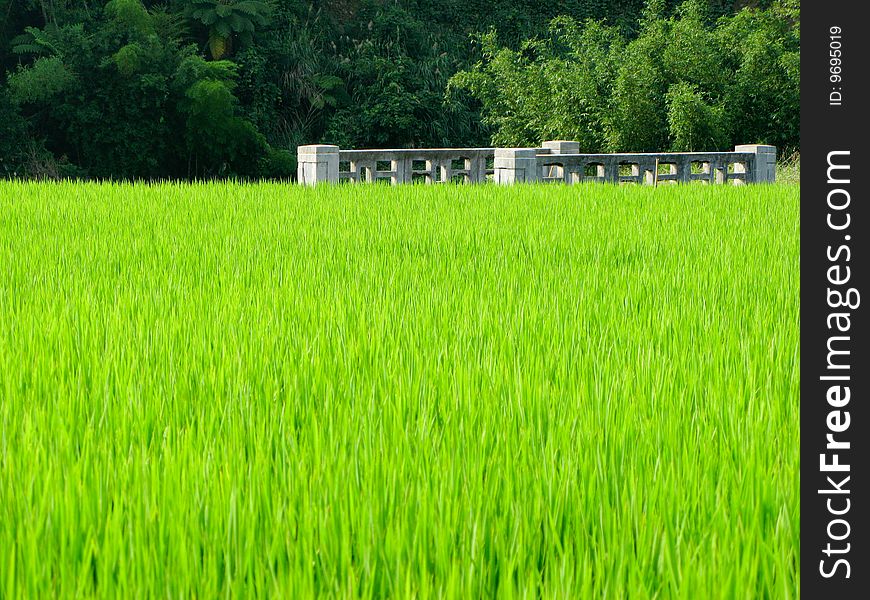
[297,144,339,185]
[735,145,776,183]
[332,148,494,184]
[542,140,581,155]
[494,148,539,184]
[297,143,775,186]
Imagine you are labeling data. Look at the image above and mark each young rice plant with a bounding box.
[0,181,800,598]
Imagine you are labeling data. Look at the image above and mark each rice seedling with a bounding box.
[0,181,800,598]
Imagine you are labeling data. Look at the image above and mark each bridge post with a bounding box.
[494,148,539,184]
[734,145,776,183]
[542,140,580,155]
[297,145,340,185]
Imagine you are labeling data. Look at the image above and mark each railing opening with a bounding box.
[618,162,640,184]
[654,162,677,184]
[451,158,470,171]
[584,163,604,178]
[542,163,565,182]
[728,161,747,185]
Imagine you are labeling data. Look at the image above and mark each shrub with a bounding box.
[665,82,726,151]
[259,148,297,181]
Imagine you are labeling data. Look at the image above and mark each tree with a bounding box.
[448,18,621,151]
[665,82,726,151]
[0,87,32,177]
[450,0,799,153]
[0,0,799,179]
[4,0,274,179]
[185,0,272,60]
[174,55,267,176]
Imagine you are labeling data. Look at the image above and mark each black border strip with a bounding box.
[801,1,868,595]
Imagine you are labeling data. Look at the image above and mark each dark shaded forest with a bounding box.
[0,0,798,180]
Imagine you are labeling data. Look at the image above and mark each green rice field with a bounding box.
[0,181,799,598]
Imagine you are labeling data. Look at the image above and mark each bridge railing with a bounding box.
[297,141,775,185]
[335,148,495,184]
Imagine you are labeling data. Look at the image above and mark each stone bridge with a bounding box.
[297,141,775,186]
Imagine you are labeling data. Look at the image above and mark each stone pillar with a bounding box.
[675,155,692,183]
[494,148,539,184]
[397,157,412,184]
[712,157,727,185]
[602,157,619,182]
[470,154,487,183]
[297,145,340,185]
[735,144,776,183]
[541,140,580,155]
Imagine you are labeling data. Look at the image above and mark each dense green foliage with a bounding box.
[450,0,799,152]
[1,181,799,596]
[0,1,797,179]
